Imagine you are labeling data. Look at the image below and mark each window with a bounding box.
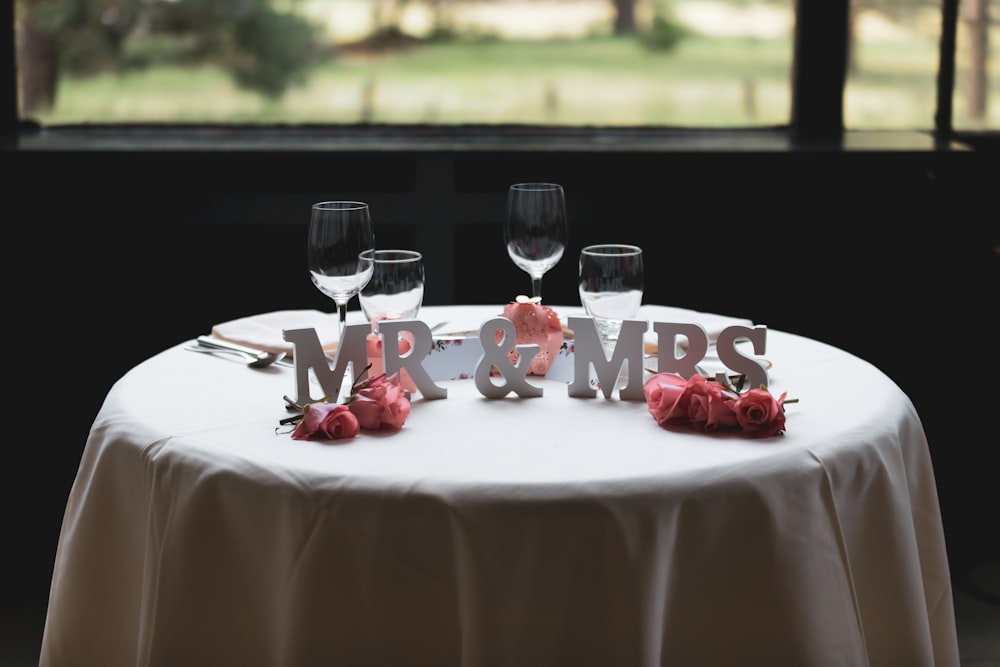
[6,0,998,145]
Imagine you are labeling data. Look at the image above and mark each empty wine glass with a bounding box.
[307,201,376,337]
[503,182,568,302]
[358,249,424,393]
[579,244,644,348]
[579,243,644,390]
[359,249,425,324]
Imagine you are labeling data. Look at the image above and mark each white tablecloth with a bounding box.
[41,305,959,666]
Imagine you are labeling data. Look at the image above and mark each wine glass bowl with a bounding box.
[503,182,568,301]
[359,249,425,323]
[307,201,377,334]
[578,243,644,346]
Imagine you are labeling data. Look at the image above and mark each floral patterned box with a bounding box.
[424,337,575,383]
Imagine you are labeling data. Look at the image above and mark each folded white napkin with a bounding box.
[209,309,363,356]
[542,304,752,352]
[633,305,756,352]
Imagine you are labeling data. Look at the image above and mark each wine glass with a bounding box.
[359,249,425,324]
[578,244,644,348]
[579,243,644,390]
[503,182,568,302]
[307,201,377,337]
[359,249,424,392]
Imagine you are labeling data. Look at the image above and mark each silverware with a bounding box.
[187,336,289,368]
[185,344,290,368]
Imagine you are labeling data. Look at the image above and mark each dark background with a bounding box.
[5,143,998,657]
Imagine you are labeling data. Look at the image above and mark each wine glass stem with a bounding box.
[335,302,350,401]
[531,276,543,300]
[338,303,348,340]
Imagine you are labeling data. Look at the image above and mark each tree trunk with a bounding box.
[613,0,638,35]
[846,1,859,75]
[17,6,60,115]
[963,0,988,120]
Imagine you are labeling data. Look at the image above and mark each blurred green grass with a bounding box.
[37,31,982,129]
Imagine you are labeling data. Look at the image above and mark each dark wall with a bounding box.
[7,147,998,645]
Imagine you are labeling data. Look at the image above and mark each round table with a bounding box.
[40,305,959,666]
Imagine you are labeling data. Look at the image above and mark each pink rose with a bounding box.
[366,333,417,393]
[348,372,411,431]
[685,375,739,431]
[643,372,694,426]
[733,388,787,438]
[291,402,360,441]
[645,373,791,437]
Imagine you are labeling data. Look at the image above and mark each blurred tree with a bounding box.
[17,0,143,112]
[640,11,688,51]
[370,0,409,36]
[17,1,60,113]
[231,9,320,97]
[849,0,990,121]
[613,0,638,35]
[961,0,989,120]
[16,0,323,115]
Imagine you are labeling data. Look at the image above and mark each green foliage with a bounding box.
[423,25,502,45]
[231,9,321,97]
[640,13,689,52]
[22,0,324,98]
[155,0,272,32]
[24,0,143,74]
[23,0,141,32]
[59,26,121,74]
[120,34,204,70]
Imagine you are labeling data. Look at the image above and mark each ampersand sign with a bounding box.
[474,317,544,398]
